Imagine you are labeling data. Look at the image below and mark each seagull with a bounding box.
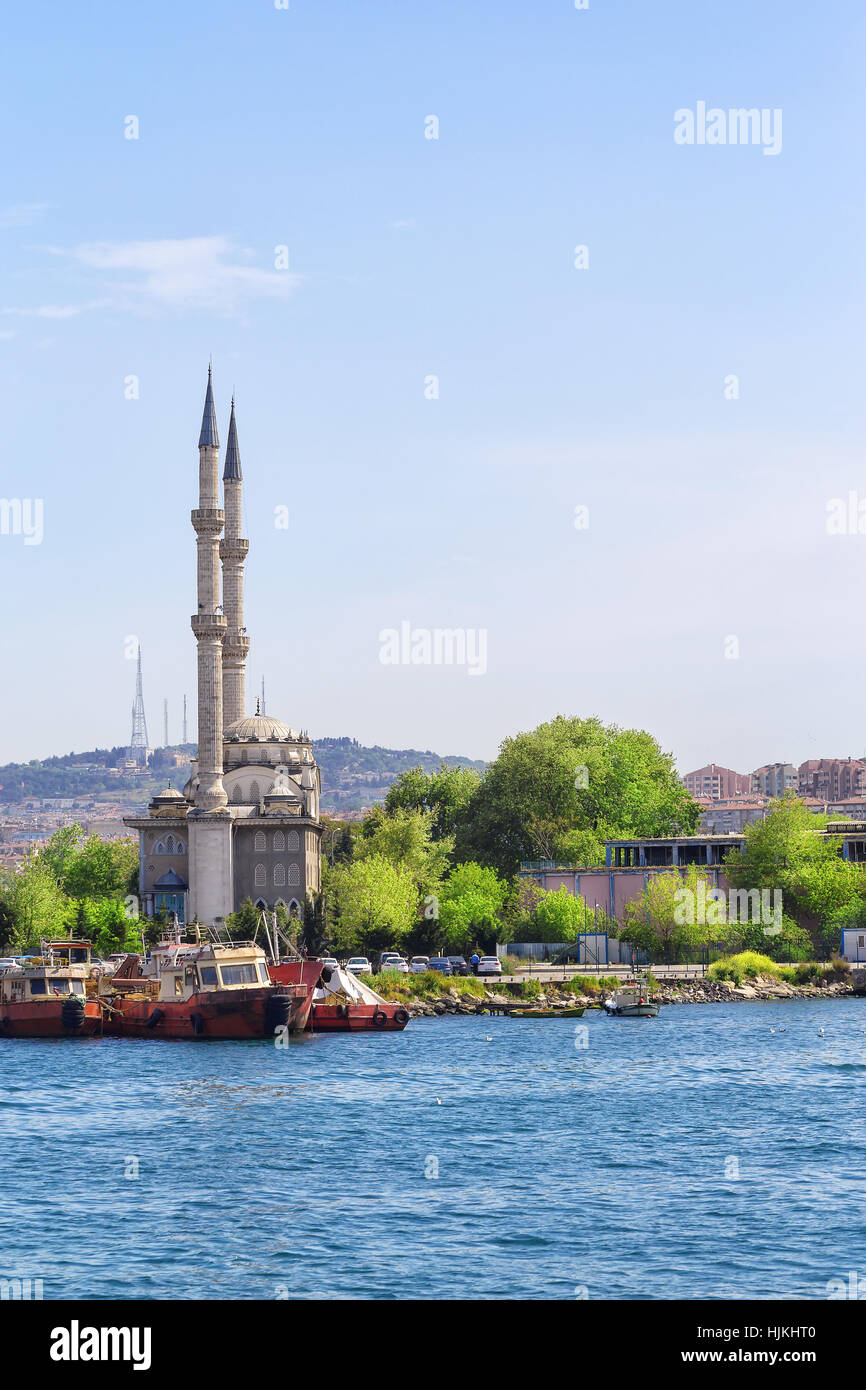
[435,1098,441,1105]
[770,1028,775,1034]
[818,1028,825,1037]
[486,1036,493,1042]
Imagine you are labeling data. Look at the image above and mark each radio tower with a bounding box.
[128,646,150,767]
[182,694,188,746]
[163,698,169,748]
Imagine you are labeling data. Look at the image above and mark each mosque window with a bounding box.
[254,863,266,888]
[154,841,165,854]
[287,829,300,852]
[231,785,243,804]
[166,835,174,853]
[273,830,285,852]
[249,781,260,802]
[287,864,300,887]
[274,863,286,887]
[254,831,267,852]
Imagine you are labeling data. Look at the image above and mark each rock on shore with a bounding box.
[405,974,855,1017]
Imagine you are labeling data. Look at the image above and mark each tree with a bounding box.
[325,855,418,954]
[0,856,68,950]
[384,763,482,842]
[623,865,714,961]
[436,862,509,951]
[451,716,699,876]
[725,796,866,950]
[355,808,451,903]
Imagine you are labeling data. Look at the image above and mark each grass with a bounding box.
[371,970,490,1001]
[708,952,851,988]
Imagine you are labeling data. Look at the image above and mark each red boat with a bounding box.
[103,942,312,1040]
[286,962,410,1033]
[0,962,101,1038]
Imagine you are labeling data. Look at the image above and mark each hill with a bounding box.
[0,738,486,814]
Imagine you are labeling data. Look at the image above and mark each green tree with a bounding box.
[436,861,509,951]
[725,796,866,950]
[452,716,699,876]
[0,855,69,950]
[384,762,482,842]
[623,864,714,961]
[325,855,418,954]
[355,808,451,903]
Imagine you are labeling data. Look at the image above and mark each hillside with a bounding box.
[0,738,486,814]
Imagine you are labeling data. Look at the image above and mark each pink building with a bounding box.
[681,764,751,800]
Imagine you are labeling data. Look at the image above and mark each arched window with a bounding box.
[254,863,266,888]
[287,863,300,887]
[249,780,260,802]
[287,829,300,852]
[231,785,244,804]
[165,835,174,853]
[154,840,166,855]
[175,839,185,854]
[274,863,286,887]
[273,830,285,852]
[254,831,267,852]
[254,897,268,910]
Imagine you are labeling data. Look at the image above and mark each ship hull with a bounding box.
[104,985,310,1040]
[0,999,102,1038]
[310,1002,410,1032]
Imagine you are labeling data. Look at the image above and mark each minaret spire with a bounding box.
[190,365,228,810]
[220,394,250,729]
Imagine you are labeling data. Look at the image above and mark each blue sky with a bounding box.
[0,0,863,774]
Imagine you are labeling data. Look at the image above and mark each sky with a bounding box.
[0,0,863,774]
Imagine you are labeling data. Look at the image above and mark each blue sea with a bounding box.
[2,999,865,1301]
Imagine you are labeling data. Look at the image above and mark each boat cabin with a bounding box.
[156,944,272,1003]
[45,940,93,969]
[0,965,90,1004]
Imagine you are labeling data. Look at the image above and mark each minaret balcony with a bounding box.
[191,612,228,640]
[191,507,225,537]
[223,634,251,660]
[219,538,249,562]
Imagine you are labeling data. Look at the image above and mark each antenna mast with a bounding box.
[128,646,150,767]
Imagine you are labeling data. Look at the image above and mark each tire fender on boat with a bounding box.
[393,1008,409,1026]
[371,1009,387,1028]
[145,1007,164,1029]
[190,1011,205,1036]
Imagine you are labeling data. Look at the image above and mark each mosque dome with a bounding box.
[223,712,300,743]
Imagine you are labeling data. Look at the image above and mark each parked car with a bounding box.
[477,955,503,977]
[320,957,340,972]
[386,958,409,975]
[345,956,373,976]
[446,955,470,976]
[376,952,401,973]
[428,957,453,976]
[409,955,430,974]
[0,958,16,970]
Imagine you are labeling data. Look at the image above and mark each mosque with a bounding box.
[124,369,322,927]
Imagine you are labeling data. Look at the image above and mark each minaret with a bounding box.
[190,365,228,810]
[219,397,250,729]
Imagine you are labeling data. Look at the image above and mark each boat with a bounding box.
[508,1006,586,1018]
[0,959,101,1038]
[300,963,410,1032]
[602,973,659,1018]
[101,941,313,1039]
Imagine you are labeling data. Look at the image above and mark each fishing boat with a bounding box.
[602,973,659,1018]
[102,941,312,1040]
[301,963,410,1032]
[508,1006,586,1018]
[0,961,101,1038]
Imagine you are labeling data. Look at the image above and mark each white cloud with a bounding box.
[68,236,302,312]
[1,236,303,321]
[0,202,51,229]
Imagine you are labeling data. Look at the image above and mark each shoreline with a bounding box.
[401,975,858,1018]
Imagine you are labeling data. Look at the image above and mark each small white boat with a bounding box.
[603,973,659,1018]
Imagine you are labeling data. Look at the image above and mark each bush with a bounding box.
[708,951,783,986]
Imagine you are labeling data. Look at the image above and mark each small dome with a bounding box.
[224,713,300,743]
[154,785,185,801]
